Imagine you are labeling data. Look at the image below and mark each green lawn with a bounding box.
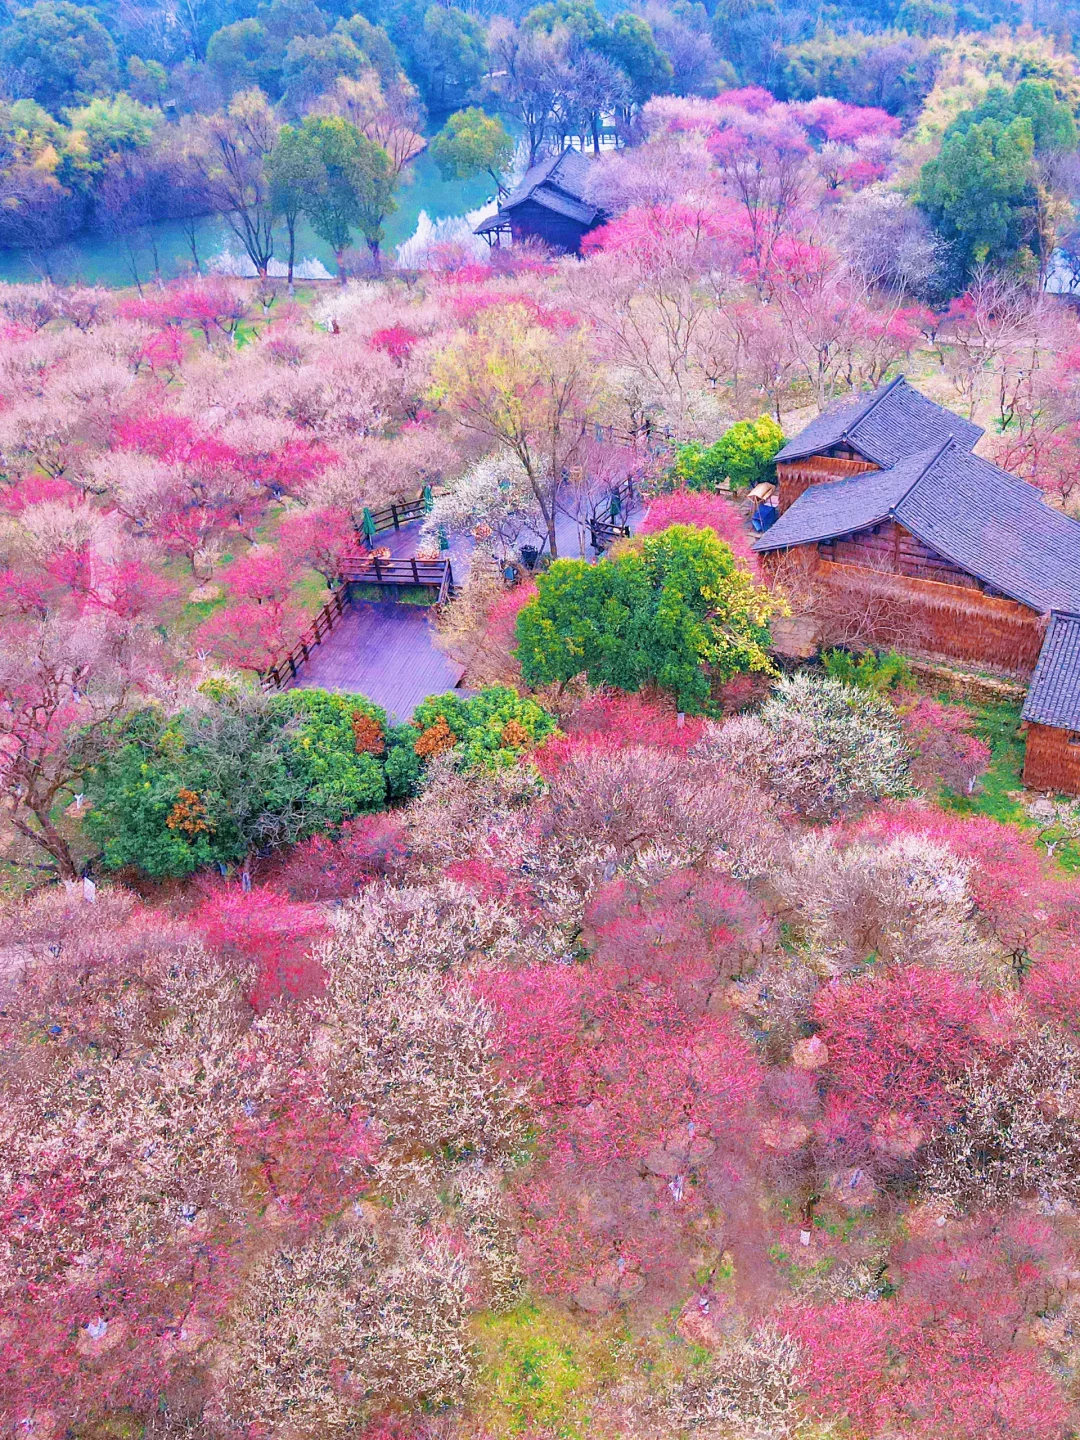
[941,697,1080,872]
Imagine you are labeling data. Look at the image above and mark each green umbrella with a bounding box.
[361,506,377,544]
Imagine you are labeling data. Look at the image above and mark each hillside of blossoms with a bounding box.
[6,79,1080,1440]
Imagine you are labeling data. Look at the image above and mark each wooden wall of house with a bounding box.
[776,453,877,512]
[1024,722,1080,795]
[509,201,592,255]
[762,548,1047,677]
[818,522,988,590]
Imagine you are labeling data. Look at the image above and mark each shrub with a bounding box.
[850,803,1080,977]
[0,934,256,1424]
[668,416,785,493]
[86,688,400,878]
[189,882,329,1010]
[702,672,910,819]
[412,685,557,769]
[924,1027,1080,1211]
[478,962,763,1302]
[821,646,913,691]
[811,966,1003,1169]
[516,525,780,714]
[776,829,991,978]
[640,486,760,574]
[790,1297,1070,1440]
[220,1218,475,1431]
[584,866,769,1013]
[894,690,991,795]
[273,813,411,901]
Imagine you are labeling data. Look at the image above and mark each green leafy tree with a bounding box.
[524,0,609,42]
[0,1,118,112]
[125,55,168,106]
[516,523,779,713]
[430,107,514,194]
[67,94,159,166]
[85,688,411,879]
[598,13,673,109]
[207,19,281,97]
[290,113,397,274]
[281,31,370,115]
[918,114,1035,277]
[944,79,1077,155]
[337,12,402,86]
[268,121,314,285]
[407,5,488,111]
[895,0,955,37]
[670,415,785,493]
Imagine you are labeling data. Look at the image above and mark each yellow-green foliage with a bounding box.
[913,31,1080,145]
[473,1302,608,1437]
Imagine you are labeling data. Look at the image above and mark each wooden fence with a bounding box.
[357,497,428,545]
[340,555,454,596]
[261,586,351,691]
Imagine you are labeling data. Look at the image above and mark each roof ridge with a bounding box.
[890,435,954,515]
[842,374,904,445]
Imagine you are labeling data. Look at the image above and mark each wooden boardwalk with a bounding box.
[284,495,643,719]
[285,600,465,724]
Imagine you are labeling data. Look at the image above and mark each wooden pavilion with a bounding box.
[474,150,605,255]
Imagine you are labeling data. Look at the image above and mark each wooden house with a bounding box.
[753,377,1080,794]
[474,150,605,255]
[1021,613,1080,793]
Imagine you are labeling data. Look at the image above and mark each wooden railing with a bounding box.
[586,474,637,552]
[589,519,631,552]
[261,586,351,691]
[357,497,428,545]
[340,556,454,591]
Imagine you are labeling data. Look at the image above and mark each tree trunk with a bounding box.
[591,116,601,155]
[183,217,202,275]
[287,217,296,291]
[367,238,382,276]
[13,809,78,881]
[335,247,348,285]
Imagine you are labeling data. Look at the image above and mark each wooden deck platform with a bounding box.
[285,600,466,724]
[283,494,643,718]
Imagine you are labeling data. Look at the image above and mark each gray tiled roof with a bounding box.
[755,437,1080,613]
[754,443,946,552]
[1023,613,1080,730]
[498,149,602,225]
[776,377,983,466]
[894,447,1080,614]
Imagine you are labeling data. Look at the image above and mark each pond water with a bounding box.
[0,140,499,288]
